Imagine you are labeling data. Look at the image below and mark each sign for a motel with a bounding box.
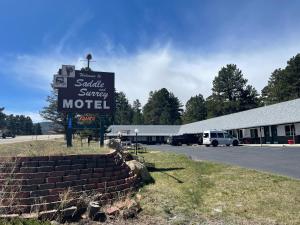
[56,68,115,114]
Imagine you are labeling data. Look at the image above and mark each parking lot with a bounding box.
[148,144,300,179]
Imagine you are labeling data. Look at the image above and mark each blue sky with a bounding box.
[0,0,300,122]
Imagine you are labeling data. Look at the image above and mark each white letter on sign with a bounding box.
[74,100,84,108]
[85,100,93,109]
[103,101,110,109]
[95,100,102,109]
[63,99,73,108]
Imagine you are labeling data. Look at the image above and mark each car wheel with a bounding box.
[2,134,6,139]
[226,144,230,146]
[233,140,238,146]
[212,140,218,147]
[205,144,210,147]
[178,142,182,146]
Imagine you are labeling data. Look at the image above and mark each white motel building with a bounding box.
[107,98,300,145]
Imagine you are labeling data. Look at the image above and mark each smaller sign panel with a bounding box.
[61,65,75,77]
[53,75,68,88]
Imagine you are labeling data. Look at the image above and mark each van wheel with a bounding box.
[212,140,218,147]
[233,140,238,146]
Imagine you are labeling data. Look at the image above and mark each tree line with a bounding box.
[0,108,42,135]
[41,53,300,127]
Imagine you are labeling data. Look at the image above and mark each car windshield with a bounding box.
[203,133,209,138]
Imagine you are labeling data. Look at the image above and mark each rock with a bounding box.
[122,208,137,219]
[107,139,123,152]
[95,211,106,222]
[126,160,153,183]
[87,201,100,220]
[106,206,119,216]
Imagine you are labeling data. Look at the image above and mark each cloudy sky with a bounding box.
[0,0,300,122]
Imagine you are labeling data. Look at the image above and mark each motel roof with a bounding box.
[107,125,181,136]
[107,98,300,136]
[179,98,300,134]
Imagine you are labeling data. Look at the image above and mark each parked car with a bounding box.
[167,133,202,146]
[203,130,238,147]
[0,130,16,139]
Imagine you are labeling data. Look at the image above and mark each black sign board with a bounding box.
[57,70,115,114]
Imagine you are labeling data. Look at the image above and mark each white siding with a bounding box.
[277,125,286,136]
[243,129,251,138]
[295,123,300,135]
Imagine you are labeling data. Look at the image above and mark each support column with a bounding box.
[67,112,72,147]
[99,116,105,147]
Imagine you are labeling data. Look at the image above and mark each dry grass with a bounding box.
[0,138,110,157]
[138,151,300,225]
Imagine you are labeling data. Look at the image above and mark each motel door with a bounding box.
[264,126,270,143]
[271,125,278,144]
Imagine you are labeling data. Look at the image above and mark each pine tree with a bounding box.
[182,94,207,124]
[132,99,143,125]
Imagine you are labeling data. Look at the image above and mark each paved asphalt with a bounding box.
[147,144,300,179]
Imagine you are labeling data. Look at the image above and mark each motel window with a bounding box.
[250,129,258,138]
[285,125,295,136]
[238,130,243,139]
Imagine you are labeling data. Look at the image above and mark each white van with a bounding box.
[203,130,239,147]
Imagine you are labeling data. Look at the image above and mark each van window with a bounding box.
[203,133,209,138]
[217,133,224,138]
[210,133,217,138]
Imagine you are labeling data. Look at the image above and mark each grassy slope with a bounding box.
[139,151,300,225]
[0,139,110,156]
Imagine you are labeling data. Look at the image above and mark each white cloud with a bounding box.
[1,39,300,109]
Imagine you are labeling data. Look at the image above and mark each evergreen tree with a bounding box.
[114,92,133,124]
[182,94,207,124]
[0,107,6,129]
[262,54,300,105]
[143,88,182,125]
[132,99,143,125]
[40,84,67,132]
[33,123,43,135]
[207,64,259,117]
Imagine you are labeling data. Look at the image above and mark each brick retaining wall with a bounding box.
[0,151,137,215]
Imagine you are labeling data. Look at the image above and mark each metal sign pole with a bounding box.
[67,112,73,147]
[99,116,105,147]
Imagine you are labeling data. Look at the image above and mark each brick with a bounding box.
[92,173,104,178]
[0,178,25,185]
[97,182,106,189]
[88,178,99,184]
[72,159,85,164]
[63,175,78,182]
[41,195,61,202]
[32,156,49,161]
[94,168,104,173]
[30,189,49,197]
[39,161,55,167]
[20,167,37,173]
[86,163,96,169]
[56,181,72,188]
[71,164,85,170]
[72,179,87,186]
[83,183,97,190]
[39,183,55,190]
[30,172,49,179]
[37,166,54,172]
[27,178,45,185]
[18,198,35,205]
[79,173,91,180]
[21,184,38,191]
[46,176,62,183]
[104,171,113,177]
[79,168,91,173]
[48,188,65,195]
[49,155,65,161]
[57,160,71,166]
[15,191,30,198]
[49,171,65,177]
[22,161,39,167]
[71,185,82,192]
[65,169,80,175]
[55,165,70,171]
